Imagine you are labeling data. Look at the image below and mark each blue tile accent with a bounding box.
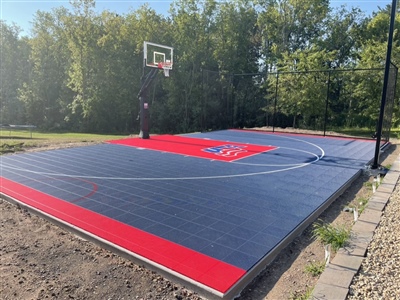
[158,229,191,244]
[211,220,237,233]
[251,231,282,248]
[196,228,224,242]
[177,222,205,234]
[163,216,187,228]
[181,235,210,250]
[224,251,260,270]
[228,226,258,240]
[125,217,155,229]
[191,215,219,227]
[238,241,269,258]
[216,234,247,249]
[201,243,234,261]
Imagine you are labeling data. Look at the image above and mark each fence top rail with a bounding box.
[202,67,385,77]
[0,124,36,129]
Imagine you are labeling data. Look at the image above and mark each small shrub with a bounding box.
[312,221,351,251]
[364,175,382,191]
[305,261,325,277]
[363,181,373,189]
[0,142,24,154]
[289,287,313,300]
[347,196,369,215]
[357,197,369,214]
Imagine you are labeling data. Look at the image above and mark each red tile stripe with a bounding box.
[0,177,246,293]
[108,134,276,162]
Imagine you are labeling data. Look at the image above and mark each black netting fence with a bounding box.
[202,70,269,131]
[201,69,231,131]
[381,62,398,145]
[201,66,398,142]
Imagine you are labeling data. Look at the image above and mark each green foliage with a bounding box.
[304,261,325,277]
[0,0,398,134]
[345,196,370,215]
[0,131,123,150]
[0,142,24,154]
[363,180,376,190]
[0,21,29,124]
[312,221,351,251]
[318,7,367,67]
[289,287,314,300]
[258,0,329,66]
[363,181,372,189]
[333,127,377,137]
[357,197,369,214]
[18,9,73,129]
[274,48,337,128]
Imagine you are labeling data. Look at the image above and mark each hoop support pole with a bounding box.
[371,0,397,169]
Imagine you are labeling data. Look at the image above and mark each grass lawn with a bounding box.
[331,127,400,139]
[0,130,127,154]
[2,127,399,155]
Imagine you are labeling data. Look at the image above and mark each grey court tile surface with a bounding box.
[0,130,376,297]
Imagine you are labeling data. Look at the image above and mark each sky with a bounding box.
[0,0,395,37]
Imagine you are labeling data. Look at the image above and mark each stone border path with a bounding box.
[311,154,400,299]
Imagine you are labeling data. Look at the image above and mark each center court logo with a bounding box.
[202,144,248,158]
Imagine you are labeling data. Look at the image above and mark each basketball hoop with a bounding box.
[157,61,172,77]
[140,42,173,139]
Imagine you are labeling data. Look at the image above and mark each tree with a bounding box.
[167,0,218,132]
[351,7,400,128]
[212,1,263,128]
[258,0,329,71]
[1,0,396,134]
[62,0,99,130]
[124,5,172,133]
[18,8,73,129]
[273,47,337,128]
[318,6,367,68]
[0,22,29,124]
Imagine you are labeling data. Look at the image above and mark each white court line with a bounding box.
[231,146,320,167]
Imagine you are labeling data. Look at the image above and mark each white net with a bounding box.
[163,68,170,77]
[158,61,172,77]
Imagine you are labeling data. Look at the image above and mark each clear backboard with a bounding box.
[144,41,173,76]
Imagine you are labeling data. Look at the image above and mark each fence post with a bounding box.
[323,71,331,136]
[230,74,234,128]
[273,72,279,133]
[202,68,207,132]
[372,0,397,169]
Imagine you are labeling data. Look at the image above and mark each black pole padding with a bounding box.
[138,68,158,139]
[138,68,158,98]
[371,0,398,169]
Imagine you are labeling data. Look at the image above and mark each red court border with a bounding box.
[0,177,246,293]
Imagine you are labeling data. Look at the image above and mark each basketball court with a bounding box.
[0,129,376,299]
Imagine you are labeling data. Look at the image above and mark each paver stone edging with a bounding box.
[311,154,400,300]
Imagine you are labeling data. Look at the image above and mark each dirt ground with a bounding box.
[1,131,398,300]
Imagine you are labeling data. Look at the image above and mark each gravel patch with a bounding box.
[348,178,400,299]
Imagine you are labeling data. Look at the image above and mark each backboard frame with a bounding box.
[144,41,174,70]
